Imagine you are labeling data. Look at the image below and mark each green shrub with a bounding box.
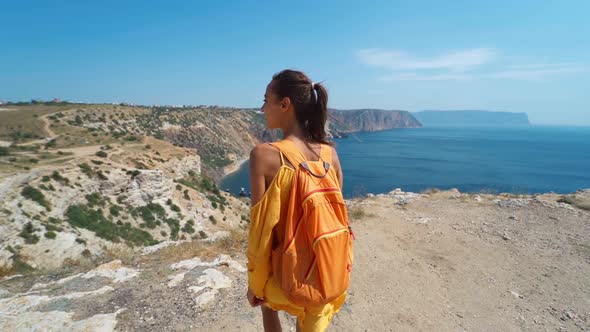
[97,171,108,180]
[43,223,61,232]
[209,215,217,225]
[0,147,9,156]
[131,203,166,229]
[171,204,181,213]
[95,150,108,158]
[86,192,107,207]
[198,230,208,239]
[109,204,123,216]
[165,218,180,240]
[41,176,51,182]
[44,139,57,149]
[21,186,51,210]
[51,171,70,184]
[75,237,87,244]
[66,204,156,246]
[91,160,103,165]
[182,222,195,234]
[19,222,39,244]
[78,163,93,177]
[44,231,57,239]
[48,217,62,224]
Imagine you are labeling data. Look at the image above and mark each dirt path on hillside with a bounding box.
[19,112,62,146]
[40,113,57,138]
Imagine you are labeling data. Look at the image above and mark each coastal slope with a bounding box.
[329,109,422,135]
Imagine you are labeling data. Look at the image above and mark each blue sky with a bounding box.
[1,0,589,125]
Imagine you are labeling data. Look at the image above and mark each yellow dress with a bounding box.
[248,164,347,332]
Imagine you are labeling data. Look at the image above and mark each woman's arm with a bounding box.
[249,144,268,207]
[331,146,344,190]
[246,143,281,306]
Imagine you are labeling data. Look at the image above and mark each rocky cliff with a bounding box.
[328,109,422,135]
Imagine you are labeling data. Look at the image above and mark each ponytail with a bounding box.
[271,69,331,145]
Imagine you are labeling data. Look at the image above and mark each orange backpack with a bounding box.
[269,139,354,307]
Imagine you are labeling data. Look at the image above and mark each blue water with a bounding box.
[220,126,590,198]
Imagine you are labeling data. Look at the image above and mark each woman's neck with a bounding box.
[281,122,307,143]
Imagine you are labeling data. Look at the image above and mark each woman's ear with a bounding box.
[280,96,291,113]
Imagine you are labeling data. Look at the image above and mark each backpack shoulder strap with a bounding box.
[269,140,306,167]
[319,144,333,164]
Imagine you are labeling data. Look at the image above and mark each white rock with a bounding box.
[0,249,14,270]
[170,258,204,270]
[81,260,140,283]
[163,155,201,179]
[170,254,246,273]
[30,260,139,291]
[167,272,186,288]
[194,289,218,308]
[188,285,206,294]
[415,217,431,225]
[1,274,23,282]
[31,273,84,291]
[0,288,10,298]
[0,286,113,315]
[124,170,174,207]
[0,308,124,332]
[205,231,230,242]
[20,232,85,271]
[196,268,232,290]
[141,240,188,255]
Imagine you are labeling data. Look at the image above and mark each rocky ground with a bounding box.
[1,189,588,331]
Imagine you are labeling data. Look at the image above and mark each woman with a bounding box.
[247,69,347,332]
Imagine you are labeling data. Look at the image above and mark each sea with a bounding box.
[220,126,590,198]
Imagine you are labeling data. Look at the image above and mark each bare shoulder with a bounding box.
[250,143,277,160]
[250,143,281,169]
[330,145,341,163]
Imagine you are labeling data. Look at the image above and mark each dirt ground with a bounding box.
[1,190,589,331]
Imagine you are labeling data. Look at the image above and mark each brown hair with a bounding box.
[271,69,331,145]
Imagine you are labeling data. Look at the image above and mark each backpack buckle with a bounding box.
[300,161,331,179]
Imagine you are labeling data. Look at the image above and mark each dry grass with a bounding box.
[0,265,14,279]
[349,206,368,221]
[421,187,441,195]
[102,245,137,265]
[0,105,74,141]
[140,228,248,266]
[558,195,590,211]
